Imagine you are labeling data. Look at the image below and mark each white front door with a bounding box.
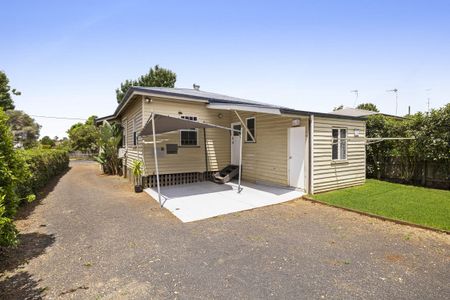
[231,122,241,165]
[288,127,305,189]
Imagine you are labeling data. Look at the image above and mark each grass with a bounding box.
[311,179,450,231]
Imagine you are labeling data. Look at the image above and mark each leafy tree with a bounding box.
[115,65,177,103]
[67,115,99,153]
[0,108,31,246]
[333,105,344,111]
[0,71,21,111]
[40,136,56,148]
[357,103,379,112]
[55,137,71,151]
[6,110,41,149]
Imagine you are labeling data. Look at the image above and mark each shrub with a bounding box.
[0,108,31,247]
[18,149,69,197]
[366,103,450,185]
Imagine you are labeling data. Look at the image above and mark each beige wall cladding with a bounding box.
[141,98,231,176]
[120,96,144,169]
[231,112,309,187]
[312,116,366,193]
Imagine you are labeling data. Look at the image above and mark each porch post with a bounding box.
[151,114,162,207]
[238,125,243,193]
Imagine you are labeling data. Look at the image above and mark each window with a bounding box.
[133,118,138,146]
[122,118,127,147]
[245,117,256,142]
[180,116,198,146]
[332,128,347,160]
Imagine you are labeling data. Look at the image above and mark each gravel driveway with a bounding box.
[1,161,449,299]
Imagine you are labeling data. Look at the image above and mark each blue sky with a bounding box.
[1,0,449,137]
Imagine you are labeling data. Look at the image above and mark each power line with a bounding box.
[30,115,87,121]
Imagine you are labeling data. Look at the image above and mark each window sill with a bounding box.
[331,160,349,165]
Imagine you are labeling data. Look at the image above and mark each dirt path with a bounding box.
[1,161,449,299]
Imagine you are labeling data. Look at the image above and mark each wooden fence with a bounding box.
[369,158,450,190]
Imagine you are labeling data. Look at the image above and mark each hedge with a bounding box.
[1,108,29,246]
[17,149,70,198]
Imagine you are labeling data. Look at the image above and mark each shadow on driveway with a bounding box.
[0,232,55,299]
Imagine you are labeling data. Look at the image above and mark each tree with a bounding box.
[357,103,379,112]
[6,110,41,149]
[115,65,177,103]
[40,136,55,148]
[333,105,344,111]
[0,71,21,111]
[67,115,99,153]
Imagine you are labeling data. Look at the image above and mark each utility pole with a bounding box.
[351,90,359,107]
[387,88,399,115]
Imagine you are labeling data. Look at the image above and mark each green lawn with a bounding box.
[311,179,450,231]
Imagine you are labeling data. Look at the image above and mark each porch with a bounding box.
[144,180,304,222]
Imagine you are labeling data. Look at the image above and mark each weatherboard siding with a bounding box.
[120,97,144,170]
[230,112,309,187]
[312,116,366,193]
[141,98,231,175]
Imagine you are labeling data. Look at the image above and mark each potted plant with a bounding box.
[132,160,143,193]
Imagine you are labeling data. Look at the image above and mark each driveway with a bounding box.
[1,161,449,299]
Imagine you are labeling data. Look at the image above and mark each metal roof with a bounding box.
[330,107,402,119]
[97,87,365,122]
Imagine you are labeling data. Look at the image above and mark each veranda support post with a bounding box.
[151,114,162,206]
[238,125,243,193]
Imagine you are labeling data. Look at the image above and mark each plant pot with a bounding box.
[134,185,143,193]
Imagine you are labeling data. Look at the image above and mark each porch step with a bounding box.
[213,165,240,184]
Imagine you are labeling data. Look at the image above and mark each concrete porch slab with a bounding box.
[144,181,304,222]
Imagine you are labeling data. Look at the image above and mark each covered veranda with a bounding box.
[139,112,304,222]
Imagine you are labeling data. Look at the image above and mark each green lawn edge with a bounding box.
[309,179,450,232]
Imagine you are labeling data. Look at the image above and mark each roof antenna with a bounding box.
[193,84,200,90]
[425,88,431,113]
[351,90,359,107]
[387,88,399,115]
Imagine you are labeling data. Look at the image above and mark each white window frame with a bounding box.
[179,115,198,146]
[245,117,256,143]
[332,128,347,160]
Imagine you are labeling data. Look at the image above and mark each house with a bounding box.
[96,87,366,194]
[330,107,403,119]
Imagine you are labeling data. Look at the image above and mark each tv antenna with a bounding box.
[387,88,399,115]
[351,90,359,107]
[425,88,431,112]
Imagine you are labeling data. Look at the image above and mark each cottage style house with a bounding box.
[96,87,366,194]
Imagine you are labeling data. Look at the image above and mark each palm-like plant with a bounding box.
[95,121,122,175]
[132,160,143,192]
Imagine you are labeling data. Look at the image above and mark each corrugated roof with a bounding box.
[98,87,365,122]
[330,107,402,119]
[126,86,280,107]
[330,108,380,117]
